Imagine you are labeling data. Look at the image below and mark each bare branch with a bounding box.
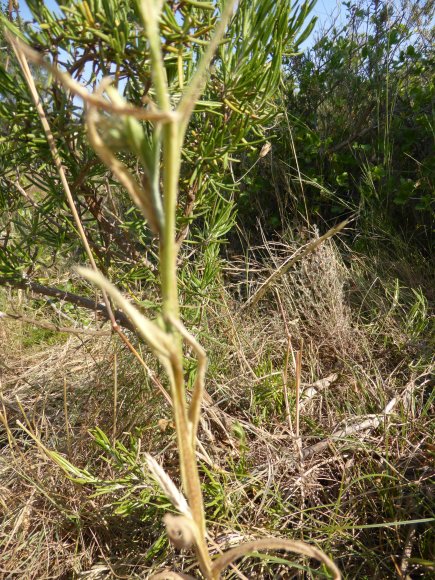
[0,311,111,336]
[0,277,134,332]
[242,219,351,310]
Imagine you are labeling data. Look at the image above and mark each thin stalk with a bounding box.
[161,121,182,318]
[112,352,118,443]
[138,0,171,113]
[137,0,181,316]
[63,377,72,459]
[178,0,236,134]
[170,361,212,576]
[274,289,294,434]
[10,39,118,332]
[138,2,212,573]
[161,106,213,580]
[295,341,303,439]
[283,336,293,434]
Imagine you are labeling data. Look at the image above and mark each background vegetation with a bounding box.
[0,0,433,578]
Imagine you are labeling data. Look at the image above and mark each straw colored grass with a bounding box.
[0,228,433,578]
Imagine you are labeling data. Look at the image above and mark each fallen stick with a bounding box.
[0,311,111,336]
[300,373,338,410]
[302,373,431,459]
[0,277,134,332]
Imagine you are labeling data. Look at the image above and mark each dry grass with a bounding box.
[0,228,433,578]
[0,318,176,578]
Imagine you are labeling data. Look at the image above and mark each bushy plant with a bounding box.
[1,0,317,296]
[262,0,434,242]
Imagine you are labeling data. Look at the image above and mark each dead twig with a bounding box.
[0,311,111,336]
[302,373,432,459]
[0,278,133,332]
[300,373,338,410]
[242,219,350,310]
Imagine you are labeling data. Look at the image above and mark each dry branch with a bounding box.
[300,373,338,410]
[0,277,133,332]
[302,373,431,459]
[242,219,350,310]
[0,311,111,336]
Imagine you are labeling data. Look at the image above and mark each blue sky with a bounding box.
[310,0,344,21]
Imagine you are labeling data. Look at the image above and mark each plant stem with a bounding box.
[161,114,213,579]
[161,121,181,319]
[138,2,227,575]
[158,43,213,580]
